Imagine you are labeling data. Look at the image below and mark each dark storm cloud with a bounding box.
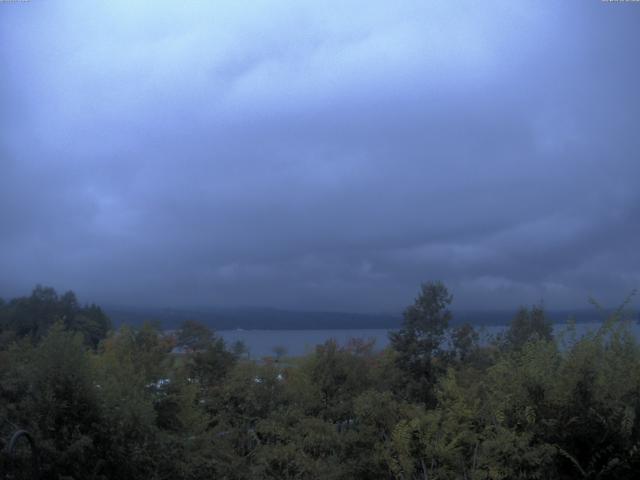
[1,0,639,312]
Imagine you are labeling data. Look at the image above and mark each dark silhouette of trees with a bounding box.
[389,281,453,405]
[0,284,639,479]
[176,319,214,352]
[504,304,553,350]
[0,285,111,348]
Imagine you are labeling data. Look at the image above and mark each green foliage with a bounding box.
[451,322,480,363]
[1,284,640,479]
[503,304,553,351]
[0,286,111,348]
[0,323,101,478]
[389,281,453,405]
[176,319,215,352]
[302,339,375,421]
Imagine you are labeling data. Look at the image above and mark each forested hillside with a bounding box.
[1,283,639,479]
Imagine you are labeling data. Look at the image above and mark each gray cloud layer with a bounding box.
[1,1,639,312]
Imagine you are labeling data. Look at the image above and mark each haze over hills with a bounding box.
[103,305,624,331]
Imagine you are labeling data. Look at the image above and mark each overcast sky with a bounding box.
[1,1,639,313]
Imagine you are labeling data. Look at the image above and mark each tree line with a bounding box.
[0,283,639,479]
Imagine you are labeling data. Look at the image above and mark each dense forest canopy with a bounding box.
[0,285,111,348]
[1,283,639,479]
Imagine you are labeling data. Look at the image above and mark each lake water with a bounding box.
[218,322,640,358]
[219,329,392,358]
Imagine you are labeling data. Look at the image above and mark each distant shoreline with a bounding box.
[105,305,636,331]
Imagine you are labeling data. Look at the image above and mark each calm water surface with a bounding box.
[218,322,640,359]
